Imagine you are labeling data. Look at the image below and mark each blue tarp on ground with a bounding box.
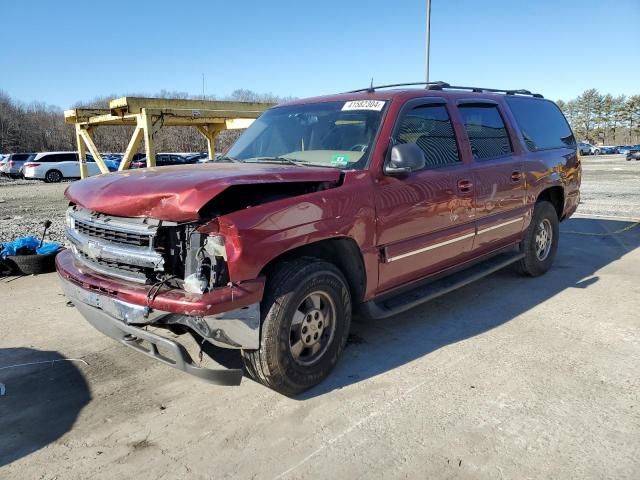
[0,236,61,257]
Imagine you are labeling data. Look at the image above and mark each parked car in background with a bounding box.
[1,153,36,178]
[591,145,617,155]
[577,142,592,155]
[184,152,209,163]
[626,146,640,161]
[23,152,102,182]
[0,155,8,175]
[131,153,189,168]
[618,145,636,155]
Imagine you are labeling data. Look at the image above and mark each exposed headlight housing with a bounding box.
[183,234,228,294]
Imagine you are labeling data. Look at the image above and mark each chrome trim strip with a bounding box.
[385,216,524,263]
[386,232,476,263]
[477,216,523,235]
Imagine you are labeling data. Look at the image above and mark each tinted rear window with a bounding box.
[41,153,78,162]
[458,105,512,160]
[505,97,575,151]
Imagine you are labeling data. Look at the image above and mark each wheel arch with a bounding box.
[259,237,367,304]
[537,185,564,220]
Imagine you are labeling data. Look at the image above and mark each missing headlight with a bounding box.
[184,233,229,294]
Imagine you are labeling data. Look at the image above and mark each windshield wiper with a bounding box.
[217,155,240,163]
[243,156,309,166]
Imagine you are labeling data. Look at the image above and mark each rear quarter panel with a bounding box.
[521,147,581,226]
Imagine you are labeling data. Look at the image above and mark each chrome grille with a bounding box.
[66,206,166,284]
[75,250,150,283]
[74,218,152,247]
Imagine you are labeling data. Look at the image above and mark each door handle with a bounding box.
[511,170,522,182]
[457,179,473,193]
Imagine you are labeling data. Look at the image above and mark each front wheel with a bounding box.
[242,257,352,395]
[516,201,559,277]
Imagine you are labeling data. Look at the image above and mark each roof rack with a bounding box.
[346,81,544,98]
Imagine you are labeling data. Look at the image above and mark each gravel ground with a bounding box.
[0,177,69,243]
[579,154,640,218]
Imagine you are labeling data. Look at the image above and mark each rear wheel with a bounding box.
[242,257,351,395]
[516,201,559,277]
[45,169,63,183]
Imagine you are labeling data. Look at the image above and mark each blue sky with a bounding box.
[2,0,639,108]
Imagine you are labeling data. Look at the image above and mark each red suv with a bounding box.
[57,82,581,394]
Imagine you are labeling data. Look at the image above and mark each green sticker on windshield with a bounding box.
[331,154,350,166]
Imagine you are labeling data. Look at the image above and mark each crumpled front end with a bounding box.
[57,205,265,384]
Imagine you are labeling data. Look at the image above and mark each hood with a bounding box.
[65,163,342,221]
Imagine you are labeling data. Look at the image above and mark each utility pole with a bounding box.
[425,0,432,83]
[202,73,205,99]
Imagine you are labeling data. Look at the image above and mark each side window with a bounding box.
[395,104,461,168]
[55,153,77,162]
[459,105,512,160]
[505,97,575,151]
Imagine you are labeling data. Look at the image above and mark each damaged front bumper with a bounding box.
[56,249,265,385]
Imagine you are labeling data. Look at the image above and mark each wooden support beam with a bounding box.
[195,124,224,161]
[140,110,156,168]
[78,128,108,174]
[119,125,144,171]
[225,118,255,130]
[110,97,274,116]
[65,108,111,124]
[75,125,88,179]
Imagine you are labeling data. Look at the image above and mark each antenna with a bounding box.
[202,73,205,99]
[367,78,374,93]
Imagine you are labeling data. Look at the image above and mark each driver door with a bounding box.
[375,98,476,293]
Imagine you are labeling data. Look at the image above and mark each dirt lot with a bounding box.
[1,156,639,479]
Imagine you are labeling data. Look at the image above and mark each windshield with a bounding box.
[226,100,386,169]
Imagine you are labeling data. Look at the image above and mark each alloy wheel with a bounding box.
[535,218,553,261]
[289,291,336,366]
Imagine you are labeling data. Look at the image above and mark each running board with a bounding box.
[361,251,525,320]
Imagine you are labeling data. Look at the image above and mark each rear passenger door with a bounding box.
[53,153,79,177]
[456,101,526,253]
[375,98,476,292]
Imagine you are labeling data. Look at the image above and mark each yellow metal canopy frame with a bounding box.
[64,97,275,178]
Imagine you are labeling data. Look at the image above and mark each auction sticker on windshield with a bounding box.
[342,100,386,111]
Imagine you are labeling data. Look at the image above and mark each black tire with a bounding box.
[242,257,352,395]
[4,250,60,275]
[45,169,63,183]
[516,201,559,277]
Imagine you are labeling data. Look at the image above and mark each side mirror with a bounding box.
[384,143,426,175]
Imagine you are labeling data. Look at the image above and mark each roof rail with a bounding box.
[347,81,450,93]
[345,81,544,98]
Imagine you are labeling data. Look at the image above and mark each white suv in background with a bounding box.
[23,152,102,182]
